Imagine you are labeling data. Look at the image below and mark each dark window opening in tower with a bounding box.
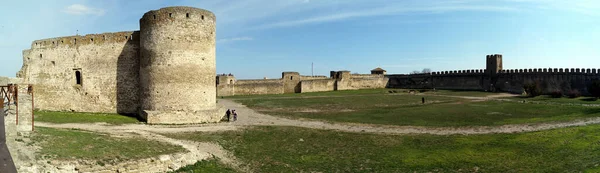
[75,71,82,85]
[229,80,233,84]
[201,15,204,20]
[186,13,190,18]
[125,36,128,40]
[153,15,156,19]
[39,54,42,58]
[90,38,94,42]
[169,13,172,17]
[291,76,293,80]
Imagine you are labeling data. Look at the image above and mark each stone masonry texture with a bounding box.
[18,6,221,124]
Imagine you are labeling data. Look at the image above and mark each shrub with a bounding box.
[588,79,600,98]
[523,82,541,97]
[550,90,563,98]
[567,90,581,98]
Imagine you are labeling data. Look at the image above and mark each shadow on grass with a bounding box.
[119,113,146,123]
[35,111,142,124]
[581,97,599,102]
[583,108,600,114]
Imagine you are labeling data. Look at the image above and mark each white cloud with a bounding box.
[217,37,254,43]
[504,0,600,16]
[252,4,516,30]
[63,4,105,16]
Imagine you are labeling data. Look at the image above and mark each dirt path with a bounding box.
[217,99,600,135]
[36,96,600,136]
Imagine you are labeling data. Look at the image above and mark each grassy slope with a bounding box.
[167,125,600,172]
[35,127,185,162]
[35,111,140,124]
[232,91,600,126]
[508,95,600,105]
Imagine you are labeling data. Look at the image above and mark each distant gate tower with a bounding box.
[486,54,503,75]
[139,6,222,124]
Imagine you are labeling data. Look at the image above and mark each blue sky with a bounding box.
[0,0,599,79]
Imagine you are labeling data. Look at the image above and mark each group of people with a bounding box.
[225,109,237,122]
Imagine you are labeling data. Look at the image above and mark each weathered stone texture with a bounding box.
[234,79,284,95]
[19,6,221,124]
[349,74,388,89]
[20,31,140,114]
[301,79,335,93]
[387,54,600,95]
[216,71,389,96]
[139,6,220,123]
[282,72,301,93]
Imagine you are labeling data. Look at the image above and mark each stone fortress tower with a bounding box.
[18,6,223,124]
[486,54,503,76]
[139,7,222,124]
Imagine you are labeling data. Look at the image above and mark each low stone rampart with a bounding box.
[300,79,336,93]
[233,79,284,95]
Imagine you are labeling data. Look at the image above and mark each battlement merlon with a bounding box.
[140,6,216,26]
[28,31,140,49]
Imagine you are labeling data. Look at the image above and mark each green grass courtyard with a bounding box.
[227,89,600,127]
[29,89,600,172]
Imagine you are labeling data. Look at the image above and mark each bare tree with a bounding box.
[410,68,432,74]
[422,68,432,73]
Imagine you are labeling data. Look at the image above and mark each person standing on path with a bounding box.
[233,110,238,121]
[226,109,231,122]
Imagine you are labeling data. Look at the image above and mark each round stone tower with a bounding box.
[139,6,222,124]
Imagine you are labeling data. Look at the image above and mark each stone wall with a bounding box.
[0,77,21,86]
[234,79,284,95]
[349,74,388,89]
[18,31,140,114]
[139,6,220,124]
[282,72,301,93]
[18,6,223,124]
[495,68,599,95]
[300,79,335,93]
[216,71,389,96]
[387,68,600,95]
[300,75,328,80]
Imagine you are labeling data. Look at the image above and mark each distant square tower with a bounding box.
[370,67,386,75]
[486,54,503,75]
